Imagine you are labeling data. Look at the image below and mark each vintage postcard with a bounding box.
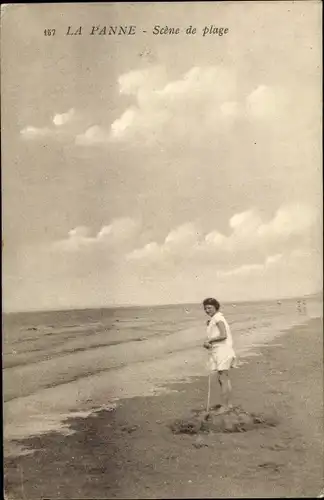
[2,2,323,499]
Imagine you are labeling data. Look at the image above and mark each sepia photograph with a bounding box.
[2,1,323,498]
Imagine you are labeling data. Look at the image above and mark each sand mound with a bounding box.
[170,406,278,435]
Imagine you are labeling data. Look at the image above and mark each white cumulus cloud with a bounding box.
[127,222,200,264]
[127,203,318,269]
[20,126,52,139]
[53,108,76,126]
[50,204,318,286]
[97,218,140,244]
[109,66,287,147]
[126,242,163,264]
[246,85,285,119]
[110,66,239,145]
[52,218,140,253]
[118,66,167,96]
[75,125,111,146]
[265,253,283,266]
[110,109,137,140]
[257,203,317,239]
[21,108,79,141]
[164,223,200,251]
[68,226,91,238]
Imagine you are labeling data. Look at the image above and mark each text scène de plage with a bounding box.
[63,25,229,37]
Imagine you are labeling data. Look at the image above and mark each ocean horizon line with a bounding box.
[3,291,322,316]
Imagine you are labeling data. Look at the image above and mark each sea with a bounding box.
[3,294,322,454]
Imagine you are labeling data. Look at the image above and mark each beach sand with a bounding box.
[4,318,323,499]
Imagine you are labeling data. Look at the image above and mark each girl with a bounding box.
[203,298,236,414]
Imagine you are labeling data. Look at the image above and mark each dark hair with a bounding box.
[202,298,220,311]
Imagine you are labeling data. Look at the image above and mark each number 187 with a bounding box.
[44,29,56,36]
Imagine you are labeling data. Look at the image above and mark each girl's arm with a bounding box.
[208,320,227,344]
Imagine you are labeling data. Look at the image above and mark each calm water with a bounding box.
[3,295,322,447]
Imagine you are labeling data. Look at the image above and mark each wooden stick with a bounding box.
[206,373,211,412]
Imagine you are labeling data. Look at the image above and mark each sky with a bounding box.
[2,1,322,312]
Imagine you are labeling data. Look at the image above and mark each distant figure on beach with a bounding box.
[203,298,236,414]
[296,300,307,314]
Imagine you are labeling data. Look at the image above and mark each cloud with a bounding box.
[7,205,320,312]
[203,203,317,263]
[159,66,236,100]
[164,223,200,251]
[265,253,283,266]
[110,109,137,140]
[20,108,79,141]
[118,66,167,96]
[217,247,320,294]
[109,66,239,145]
[220,263,264,278]
[126,242,163,264]
[257,203,317,239]
[52,218,140,253]
[53,108,76,126]
[220,101,240,117]
[52,226,94,252]
[127,223,200,264]
[19,69,287,150]
[220,252,284,278]
[48,203,318,295]
[109,66,286,146]
[75,125,111,146]
[246,85,285,119]
[126,203,318,269]
[69,226,91,238]
[20,126,52,139]
[96,218,140,245]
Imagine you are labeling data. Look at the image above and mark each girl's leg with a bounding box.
[217,370,232,409]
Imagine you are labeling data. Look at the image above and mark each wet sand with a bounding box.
[4,318,323,499]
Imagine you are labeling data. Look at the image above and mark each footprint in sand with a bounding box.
[261,443,287,451]
[258,462,282,473]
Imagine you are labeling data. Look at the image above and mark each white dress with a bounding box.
[206,312,236,372]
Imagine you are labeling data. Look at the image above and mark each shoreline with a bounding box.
[3,310,313,444]
[4,317,323,499]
